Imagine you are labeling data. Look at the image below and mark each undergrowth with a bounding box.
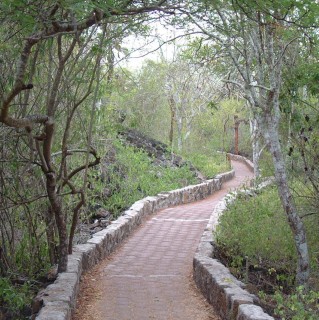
[0,277,34,319]
[182,152,230,178]
[214,185,319,319]
[88,139,198,217]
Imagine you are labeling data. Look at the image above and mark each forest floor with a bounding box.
[72,160,253,320]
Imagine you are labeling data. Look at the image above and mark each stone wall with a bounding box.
[227,153,254,173]
[193,201,274,320]
[193,157,274,320]
[34,170,235,319]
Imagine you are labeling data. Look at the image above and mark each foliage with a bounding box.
[110,58,252,163]
[215,185,319,279]
[1,0,319,315]
[215,186,297,277]
[110,62,171,138]
[0,0,180,277]
[187,0,319,285]
[273,286,319,320]
[258,151,275,177]
[182,152,230,178]
[0,277,33,318]
[215,184,319,316]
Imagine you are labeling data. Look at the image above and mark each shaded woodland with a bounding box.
[1,0,319,318]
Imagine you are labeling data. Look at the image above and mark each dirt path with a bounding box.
[73,161,254,320]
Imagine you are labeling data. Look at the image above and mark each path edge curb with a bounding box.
[193,153,274,320]
[34,166,235,319]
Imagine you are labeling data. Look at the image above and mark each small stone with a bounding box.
[47,265,58,281]
[95,208,111,219]
[32,290,46,314]
[99,219,110,228]
[92,227,103,233]
[89,221,99,229]
[102,188,111,198]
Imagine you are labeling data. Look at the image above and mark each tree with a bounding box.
[184,0,319,286]
[165,58,222,152]
[0,1,177,273]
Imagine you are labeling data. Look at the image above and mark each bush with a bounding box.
[214,186,297,276]
[183,152,230,178]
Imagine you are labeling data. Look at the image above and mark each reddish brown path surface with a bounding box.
[73,161,253,320]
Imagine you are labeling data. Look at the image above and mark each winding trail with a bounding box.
[73,161,253,320]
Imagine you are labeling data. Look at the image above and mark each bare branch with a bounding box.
[249,82,272,91]
[63,149,100,186]
[222,79,244,90]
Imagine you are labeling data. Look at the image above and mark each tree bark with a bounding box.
[250,117,262,178]
[46,171,68,273]
[168,96,176,150]
[262,113,310,285]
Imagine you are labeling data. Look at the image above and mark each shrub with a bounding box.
[183,152,230,178]
[214,186,297,276]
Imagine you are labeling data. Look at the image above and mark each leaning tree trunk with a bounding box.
[250,117,262,178]
[168,96,176,151]
[176,112,183,152]
[263,113,310,286]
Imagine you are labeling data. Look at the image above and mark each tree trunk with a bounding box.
[46,171,68,273]
[234,115,239,155]
[250,117,261,178]
[45,207,57,265]
[176,115,183,152]
[168,96,175,150]
[263,114,310,286]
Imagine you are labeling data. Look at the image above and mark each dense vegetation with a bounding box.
[215,185,319,319]
[1,0,319,319]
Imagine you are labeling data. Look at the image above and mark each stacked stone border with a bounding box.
[226,153,254,173]
[193,153,274,320]
[35,167,235,319]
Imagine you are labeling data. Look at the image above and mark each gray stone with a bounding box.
[237,304,274,320]
[224,287,256,319]
[41,273,79,307]
[36,301,71,320]
[66,251,83,274]
[124,210,142,226]
[196,241,213,257]
[87,235,106,260]
[144,196,158,214]
[73,243,97,272]
[95,208,110,219]
[130,200,145,215]
[92,228,109,237]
